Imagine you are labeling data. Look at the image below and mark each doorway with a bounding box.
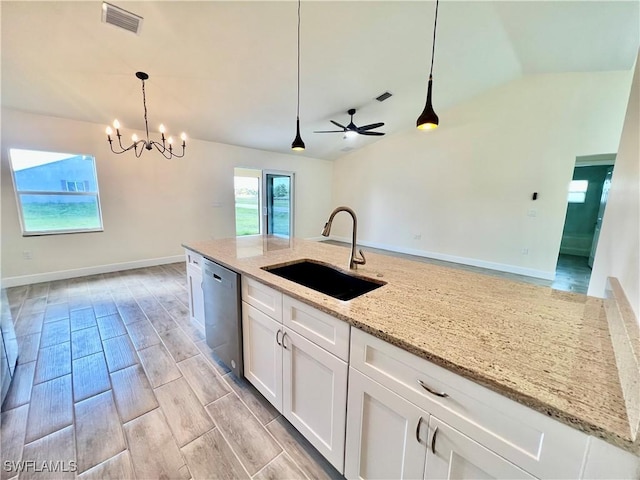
[263,171,294,237]
[556,158,614,293]
[233,168,294,238]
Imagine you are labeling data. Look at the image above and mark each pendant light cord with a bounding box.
[429,0,439,79]
[296,0,301,119]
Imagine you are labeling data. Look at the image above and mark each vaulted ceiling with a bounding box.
[2,1,638,160]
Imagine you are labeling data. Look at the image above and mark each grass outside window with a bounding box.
[9,149,104,235]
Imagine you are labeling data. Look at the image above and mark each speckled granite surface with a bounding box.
[183,236,637,455]
[606,278,640,444]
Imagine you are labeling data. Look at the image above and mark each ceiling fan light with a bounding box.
[291,118,305,151]
[345,130,358,139]
[416,78,439,130]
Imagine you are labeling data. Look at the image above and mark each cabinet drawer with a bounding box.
[242,277,283,322]
[350,328,589,479]
[283,296,350,361]
[425,416,536,479]
[185,249,203,270]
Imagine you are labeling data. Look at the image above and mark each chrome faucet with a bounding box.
[321,206,366,270]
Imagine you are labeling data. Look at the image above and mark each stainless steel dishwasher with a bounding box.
[202,258,243,377]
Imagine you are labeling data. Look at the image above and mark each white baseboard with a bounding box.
[326,236,556,281]
[1,255,185,288]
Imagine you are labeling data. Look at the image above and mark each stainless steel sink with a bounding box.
[262,259,385,301]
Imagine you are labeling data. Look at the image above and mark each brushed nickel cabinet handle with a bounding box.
[417,379,449,398]
[415,416,424,444]
[431,426,439,455]
[276,329,282,346]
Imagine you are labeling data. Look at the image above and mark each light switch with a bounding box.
[527,209,537,217]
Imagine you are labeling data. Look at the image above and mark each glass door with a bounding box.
[263,171,294,237]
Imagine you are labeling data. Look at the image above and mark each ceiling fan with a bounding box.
[314,108,385,137]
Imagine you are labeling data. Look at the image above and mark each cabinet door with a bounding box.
[187,262,205,329]
[424,417,535,480]
[345,368,428,480]
[282,328,348,473]
[242,303,283,410]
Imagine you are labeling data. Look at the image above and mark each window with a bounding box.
[63,180,89,192]
[234,171,261,236]
[567,180,589,203]
[9,149,104,235]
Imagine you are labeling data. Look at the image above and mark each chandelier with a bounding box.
[106,72,186,159]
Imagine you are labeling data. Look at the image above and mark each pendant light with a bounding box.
[291,0,306,151]
[416,0,440,130]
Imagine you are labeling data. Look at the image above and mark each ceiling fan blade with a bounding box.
[358,131,385,136]
[358,122,385,131]
[313,130,346,133]
[330,120,347,129]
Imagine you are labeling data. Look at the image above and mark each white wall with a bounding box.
[589,52,639,319]
[1,109,333,284]
[331,71,632,279]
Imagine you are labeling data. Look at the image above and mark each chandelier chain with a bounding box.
[141,79,150,143]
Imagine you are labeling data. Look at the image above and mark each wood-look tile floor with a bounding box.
[1,264,343,480]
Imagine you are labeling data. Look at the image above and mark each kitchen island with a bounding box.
[183,236,638,471]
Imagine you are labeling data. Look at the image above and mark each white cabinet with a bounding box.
[241,278,349,473]
[424,417,535,480]
[236,274,639,480]
[345,368,429,480]
[346,328,613,480]
[185,249,205,329]
[581,435,640,479]
[345,368,533,480]
[242,277,283,321]
[242,303,283,409]
[283,328,348,470]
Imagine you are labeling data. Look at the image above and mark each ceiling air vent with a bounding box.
[376,91,393,102]
[340,147,355,152]
[102,2,143,35]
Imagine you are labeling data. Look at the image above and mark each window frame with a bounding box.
[262,169,295,238]
[567,179,589,204]
[8,148,104,236]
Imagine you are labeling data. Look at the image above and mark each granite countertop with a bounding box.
[183,236,636,454]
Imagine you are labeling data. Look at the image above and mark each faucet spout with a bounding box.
[321,206,366,270]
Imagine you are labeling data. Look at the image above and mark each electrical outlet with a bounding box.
[413,233,422,240]
[527,209,537,217]
[22,251,32,260]
[521,248,529,255]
